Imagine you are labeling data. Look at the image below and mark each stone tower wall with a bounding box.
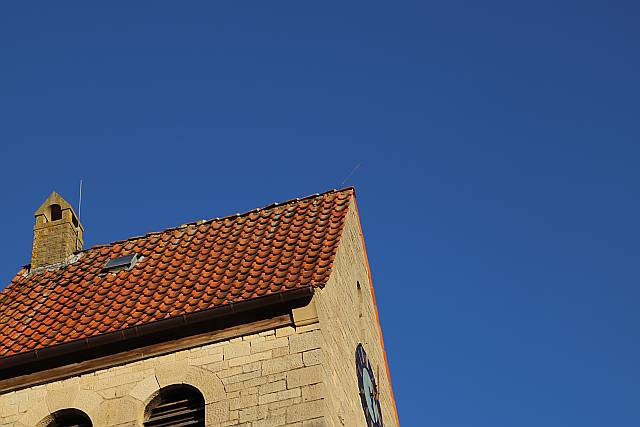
[314,198,399,426]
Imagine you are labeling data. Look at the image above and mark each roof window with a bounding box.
[102,253,140,273]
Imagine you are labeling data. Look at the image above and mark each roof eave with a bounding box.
[0,286,314,373]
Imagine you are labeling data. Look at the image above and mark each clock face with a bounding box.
[356,343,383,427]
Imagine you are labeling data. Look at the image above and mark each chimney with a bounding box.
[31,192,84,268]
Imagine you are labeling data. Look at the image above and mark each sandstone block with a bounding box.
[224,341,251,359]
[155,360,188,387]
[302,349,323,366]
[230,394,258,410]
[218,366,244,378]
[258,388,301,405]
[286,366,322,389]
[273,346,290,357]
[239,404,268,423]
[94,397,139,426]
[242,376,270,388]
[221,370,262,386]
[129,375,160,403]
[258,380,286,395]
[303,418,327,427]
[188,352,224,366]
[45,385,79,413]
[228,350,272,368]
[251,337,289,354]
[275,326,295,338]
[289,331,322,354]
[301,383,325,402]
[206,400,230,424]
[286,400,324,423]
[252,413,287,427]
[262,354,303,375]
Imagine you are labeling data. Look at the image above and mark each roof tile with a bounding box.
[0,188,353,358]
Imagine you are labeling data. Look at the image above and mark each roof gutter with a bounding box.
[1,286,314,371]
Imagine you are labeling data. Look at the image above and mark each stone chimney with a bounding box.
[31,192,84,268]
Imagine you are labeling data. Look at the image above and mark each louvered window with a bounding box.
[144,385,205,427]
[47,409,92,427]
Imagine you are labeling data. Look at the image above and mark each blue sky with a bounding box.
[1,2,639,425]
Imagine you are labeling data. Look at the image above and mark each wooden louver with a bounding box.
[48,410,92,427]
[144,385,205,427]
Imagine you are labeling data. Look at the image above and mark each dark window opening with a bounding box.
[145,385,205,427]
[72,214,79,227]
[50,204,62,221]
[47,409,92,427]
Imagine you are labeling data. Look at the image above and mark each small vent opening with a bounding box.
[50,204,62,221]
[102,253,140,273]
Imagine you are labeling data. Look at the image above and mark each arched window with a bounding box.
[50,204,62,221]
[144,384,205,427]
[46,409,92,427]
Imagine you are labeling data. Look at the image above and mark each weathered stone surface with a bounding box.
[286,400,324,423]
[312,203,399,425]
[302,418,327,427]
[16,401,49,427]
[228,350,272,368]
[229,394,258,410]
[206,400,230,424]
[301,383,325,403]
[262,354,304,375]
[251,337,289,354]
[94,397,139,426]
[73,389,103,415]
[224,341,251,359]
[286,366,322,389]
[45,385,79,413]
[258,388,301,405]
[128,375,160,403]
[252,412,288,427]
[258,380,287,395]
[155,359,189,387]
[289,331,322,354]
[302,349,323,366]
[185,366,226,404]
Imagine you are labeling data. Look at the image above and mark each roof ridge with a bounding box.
[87,187,355,250]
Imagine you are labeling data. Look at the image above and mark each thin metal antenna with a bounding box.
[340,162,361,186]
[78,179,83,219]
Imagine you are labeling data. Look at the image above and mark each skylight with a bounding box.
[102,253,140,273]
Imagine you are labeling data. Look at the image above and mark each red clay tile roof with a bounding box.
[0,188,354,359]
